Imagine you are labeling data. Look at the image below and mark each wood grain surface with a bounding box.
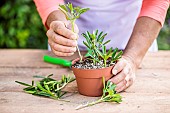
[0,49,170,113]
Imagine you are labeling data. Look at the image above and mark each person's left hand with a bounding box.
[109,56,137,92]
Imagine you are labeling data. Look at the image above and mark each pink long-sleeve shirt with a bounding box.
[34,0,169,51]
[34,0,169,27]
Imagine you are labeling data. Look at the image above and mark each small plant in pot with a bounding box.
[72,30,123,96]
[58,3,123,97]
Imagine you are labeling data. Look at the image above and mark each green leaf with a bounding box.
[59,4,68,12]
[103,40,111,45]
[106,47,113,56]
[44,81,50,91]
[32,80,34,86]
[25,90,36,94]
[79,8,90,15]
[33,75,45,78]
[23,86,35,91]
[98,33,107,44]
[15,81,32,87]
[36,81,47,92]
[97,31,103,42]
[83,41,90,49]
[47,74,53,78]
[33,91,52,97]
[112,48,118,60]
[102,46,106,55]
[95,29,98,36]
[95,48,104,58]
[114,51,123,60]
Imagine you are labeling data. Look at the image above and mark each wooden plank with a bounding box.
[0,68,170,94]
[0,49,170,69]
[1,92,170,113]
[0,49,84,68]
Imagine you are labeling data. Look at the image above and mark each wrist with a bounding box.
[122,49,142,69]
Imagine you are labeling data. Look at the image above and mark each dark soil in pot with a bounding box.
[72,58,115,69]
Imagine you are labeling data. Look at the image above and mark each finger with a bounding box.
[116,84,126,93]
[112,59,126,75]
[51,48,74,57]
[115,80,127,91]
[52,42,76,53]
[47,30,77,47]
[109,67,128,84]
[116,76,135,93]
[50,21,77,40]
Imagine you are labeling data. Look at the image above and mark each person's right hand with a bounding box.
[46,21,79,56]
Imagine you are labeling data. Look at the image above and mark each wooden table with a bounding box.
[0,49,170,113]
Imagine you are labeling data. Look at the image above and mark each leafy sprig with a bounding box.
[75,77,122,110]
[15,74,75,101]
[83,30,123,67]
[59,3,89,62]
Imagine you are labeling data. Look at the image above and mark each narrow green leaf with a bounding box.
[95,29,98,36]
[83,41,90,49]
[33,75,45,78]
[114,51,123,60]
[111,48,118,60]
[23,86,35,91]
[47,74,53,78]
[103,40,111,45]
[25,90,36,94]
[95,48,103,58]
[32,80,34,86]
[106,47,113,56]
[98,33,107,43]
[15,81,32,87]
[36,81,47,92]
[44,81,50,91]
[97,31,103,42]
[102,46,106,54]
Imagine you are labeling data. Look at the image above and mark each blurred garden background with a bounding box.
[0,0,170,50]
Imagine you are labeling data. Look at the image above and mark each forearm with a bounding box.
[123,17,162,68]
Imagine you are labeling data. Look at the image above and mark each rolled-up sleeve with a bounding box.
[33,0,64,25]
[139,0,170,26]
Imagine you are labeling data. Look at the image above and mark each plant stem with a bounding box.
[104,59,106,67]
[75,98,103,110]
[71,20,82,62]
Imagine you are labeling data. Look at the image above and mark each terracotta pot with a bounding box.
[72,59,114,97]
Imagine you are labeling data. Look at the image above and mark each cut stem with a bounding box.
[75,98,103,110]
[71,20,82,62]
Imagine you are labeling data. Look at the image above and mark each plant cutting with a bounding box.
[72,30,123,96]
[76,77,122,110]
[15,74,75,101]
[58,3,89,62]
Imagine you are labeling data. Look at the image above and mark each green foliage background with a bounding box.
[0,0,169,50]
[158,8,170,50]
[0,0,47,49]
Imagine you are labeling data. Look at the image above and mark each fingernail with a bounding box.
[112,69,118,75]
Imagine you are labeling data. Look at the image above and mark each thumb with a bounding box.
[112,58,126,75]
[66,21,79,34]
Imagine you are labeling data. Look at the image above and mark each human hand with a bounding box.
[109,56,137,92]
[46,21,79,56]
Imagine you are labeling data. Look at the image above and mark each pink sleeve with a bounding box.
[34,0,64,26]
[139,0,170,26]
